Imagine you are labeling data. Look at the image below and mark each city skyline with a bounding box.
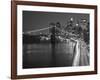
[23,11,89,33]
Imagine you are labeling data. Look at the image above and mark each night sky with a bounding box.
[23,11,89,32]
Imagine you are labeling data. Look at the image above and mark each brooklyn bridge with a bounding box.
[23,23,89,68]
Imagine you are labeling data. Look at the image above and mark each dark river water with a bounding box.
[23,42,75,69]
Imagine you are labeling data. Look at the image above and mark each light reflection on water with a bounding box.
[23,42,75,69]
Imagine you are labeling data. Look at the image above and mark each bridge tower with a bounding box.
[49,23,56,66]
